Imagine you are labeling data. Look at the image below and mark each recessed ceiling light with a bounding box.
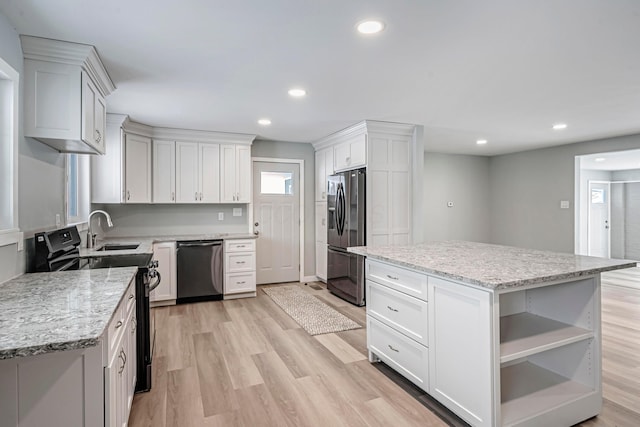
[288,88,306,97]
[595,157,606,162]
[357,20,385,34]
[258,118,271,126]
[476,139,488,145]
[552,123,568,130]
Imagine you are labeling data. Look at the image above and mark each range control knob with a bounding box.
[150,260,159,269]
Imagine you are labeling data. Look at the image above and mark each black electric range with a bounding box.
[33,226,159,393]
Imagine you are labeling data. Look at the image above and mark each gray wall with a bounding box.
[94,203,249,238]
[251,139,315,278]
[490,134,640,253]
[423,152,491,243]
[0,12,67,282]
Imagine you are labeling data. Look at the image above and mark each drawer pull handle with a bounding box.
[237,281,245,285]
[237,261,246,264]
[387,275,399,281]
[115,320,123,329]
[388,345,399,353]
[387,305,398,312]
[236,245,245,248]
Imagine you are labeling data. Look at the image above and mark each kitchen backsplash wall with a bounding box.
[91,204,249,238]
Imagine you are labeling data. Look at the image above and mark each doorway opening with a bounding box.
[575,149,640,260]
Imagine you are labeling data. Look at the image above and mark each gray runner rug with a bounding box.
[262,285,362,336]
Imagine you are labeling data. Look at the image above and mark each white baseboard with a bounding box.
[301,275,319,283]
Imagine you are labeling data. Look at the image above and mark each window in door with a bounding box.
[260,171,294,195]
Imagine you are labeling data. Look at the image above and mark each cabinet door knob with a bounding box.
[195,192,198,201]
[115,320,123,329]
[95,129,102,143]
[127,191,131,201]
[171,192,175,201]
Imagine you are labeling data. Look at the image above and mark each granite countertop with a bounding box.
[349,241,638,290]
[0,267,137,360]
[79,233,256,258]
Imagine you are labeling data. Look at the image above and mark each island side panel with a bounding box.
[0,344,104,427]
[428,275,494,427]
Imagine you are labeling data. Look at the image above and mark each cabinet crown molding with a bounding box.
[20,35,116,97]
[152,127,255,145]
[313,120,417,150]
[105,114,256,144]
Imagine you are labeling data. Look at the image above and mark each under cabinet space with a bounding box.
[500,339,598,427]
[500,313,592,363]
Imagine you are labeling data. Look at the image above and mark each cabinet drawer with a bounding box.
[225,239,255,252]
[367,316,429,391]
[367,260,428,301]
[367,280,428,346]
[225,252,256,272]
[225,272,256,294]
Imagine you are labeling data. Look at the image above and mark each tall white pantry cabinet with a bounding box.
[312,120,424,281]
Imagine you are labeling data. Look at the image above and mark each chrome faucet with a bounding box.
[87,210,114,248]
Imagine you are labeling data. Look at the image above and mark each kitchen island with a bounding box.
[0,267,138,427]
[349,241,637,427]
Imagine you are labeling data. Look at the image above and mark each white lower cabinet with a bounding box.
[105,279,137,427]
[365,259,601,427]
[224,239,257,297]
[151,242,177,305]
[428,277,493,427]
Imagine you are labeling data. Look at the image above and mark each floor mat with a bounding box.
[262,285,361,336]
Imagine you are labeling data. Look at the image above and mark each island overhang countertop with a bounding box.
[0,267,137,360]
[348,241,637,290]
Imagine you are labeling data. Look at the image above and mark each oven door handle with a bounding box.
[147,271,162,293]
[56,257,80,271]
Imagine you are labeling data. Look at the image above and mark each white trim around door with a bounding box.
[251,157,305,282]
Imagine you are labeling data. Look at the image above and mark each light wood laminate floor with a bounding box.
[129,279,640,427]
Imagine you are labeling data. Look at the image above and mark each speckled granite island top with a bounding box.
[348,241,637,290]
[0,267,137,360]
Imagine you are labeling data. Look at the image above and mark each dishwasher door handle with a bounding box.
[178,242,222,248]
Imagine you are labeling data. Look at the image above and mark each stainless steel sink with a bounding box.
[96,243,140,251]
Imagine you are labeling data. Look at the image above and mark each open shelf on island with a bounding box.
[500,312,593,363]
[500,361,594,426]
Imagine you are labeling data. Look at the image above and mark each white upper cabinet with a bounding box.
[21,35,115,154]
[124,134,152,203]
[176,142,220,203]
[152,140,176,203]
[93,117,255,205]
[92,114,153,204]
[315,147,334,202]
[313,120,422,247]
[334,133,366,172]
[221,145,251,203]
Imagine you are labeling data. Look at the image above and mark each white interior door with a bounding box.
[253,161,300,284]
[588,181,610,257]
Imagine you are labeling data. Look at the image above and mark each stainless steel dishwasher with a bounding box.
[176,240,223,304]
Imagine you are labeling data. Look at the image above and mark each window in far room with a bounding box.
[0,56,19,246]
[66,153,90,225]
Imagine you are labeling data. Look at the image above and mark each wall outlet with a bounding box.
[233,208,242,217]
[560,200,570,209]
[447,201,454,207]
[218,212,224,221]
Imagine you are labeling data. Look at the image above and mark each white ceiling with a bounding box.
[2,0,640,156]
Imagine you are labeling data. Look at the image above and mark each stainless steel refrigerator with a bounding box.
[327,168,366,306]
